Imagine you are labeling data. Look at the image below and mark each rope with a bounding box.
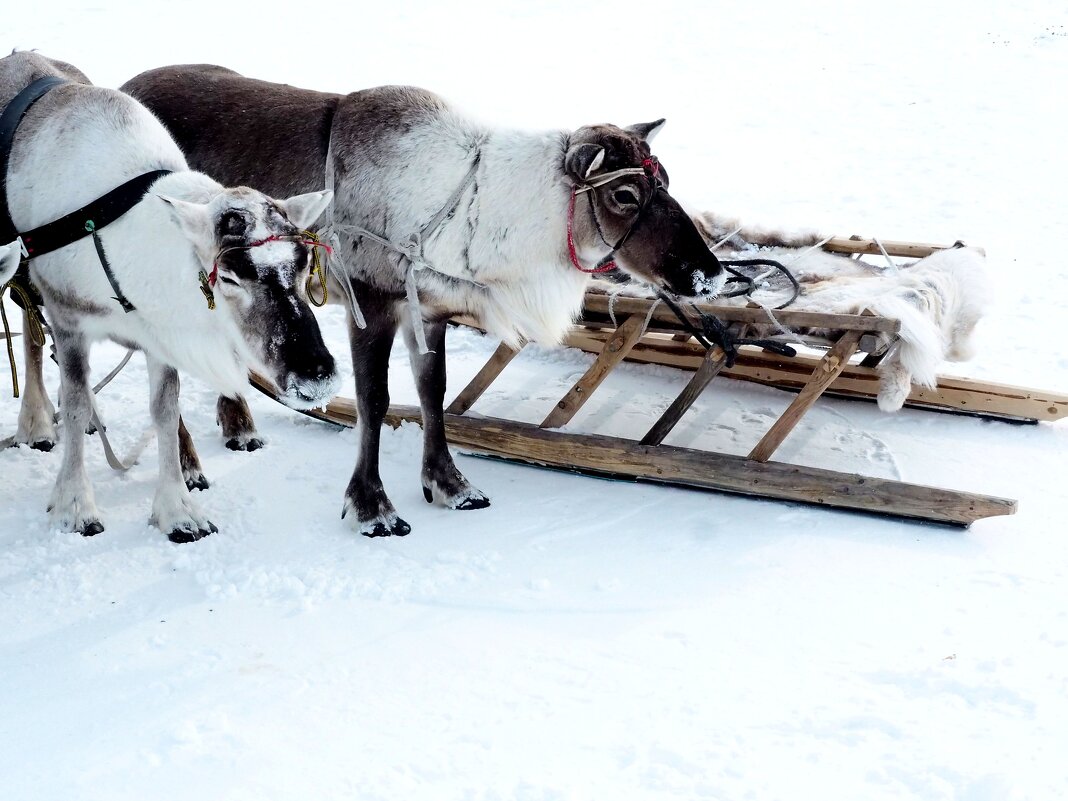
[2,281,47,399]
[87,349,156,472]
[1,292,17,397]
[321,134,367,329]
[0,345,148,470]
[654,290,797,368]
[329,136,488,354]
[301,229,329,307]
[872,237,900,273]
[710,225,743,251]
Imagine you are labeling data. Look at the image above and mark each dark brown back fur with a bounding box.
[122,65,341,196]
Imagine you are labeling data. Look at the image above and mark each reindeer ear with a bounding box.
[279,190,332,229]
[626,118,666,143]
[157,194,212,243]
[0,240,21,286]
[565,143,606,181]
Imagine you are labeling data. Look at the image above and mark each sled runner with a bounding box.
[248,234,1055,528]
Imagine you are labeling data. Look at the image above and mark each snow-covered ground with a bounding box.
[3,2,1068,799]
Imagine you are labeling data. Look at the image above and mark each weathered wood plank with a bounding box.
[583,293,901,335]
[249,380,1016,526]
[748,330,864,462]
[822,236,985,259]
[383,405,1014,526]
[564,330,1068,422]
[446,341,522,416]
[540,314,646,429]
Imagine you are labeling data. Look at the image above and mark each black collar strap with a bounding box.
[0,76,69,246]
[17,169,172,261]
[1,76,174,314]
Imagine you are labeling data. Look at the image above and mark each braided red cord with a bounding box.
[567,191,616,274]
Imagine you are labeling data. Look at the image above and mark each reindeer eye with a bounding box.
[222,211,249,236]
[613,189,639,206]
[218,274,241,287]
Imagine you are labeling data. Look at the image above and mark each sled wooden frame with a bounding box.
[252,235,1042,527]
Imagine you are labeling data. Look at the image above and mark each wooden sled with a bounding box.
[251,235,1055,528]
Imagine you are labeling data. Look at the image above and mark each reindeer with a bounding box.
[117,66,726,538]
[1,52,340,541]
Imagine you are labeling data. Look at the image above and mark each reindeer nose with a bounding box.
[309,352,336,381]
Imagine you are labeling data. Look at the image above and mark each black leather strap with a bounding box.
[0,76,68,246]
[18,169,172,261]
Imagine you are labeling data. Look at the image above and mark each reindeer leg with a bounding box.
[178,415,210,491]
[341,299,410,537]
[147,358,216,542]
[217,394,264,451]
[15,310,57,451]
[46,323,102,535]
[404,318,489,511]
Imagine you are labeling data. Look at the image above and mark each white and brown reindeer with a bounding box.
[0,52,339,541]
[120,65,727,538]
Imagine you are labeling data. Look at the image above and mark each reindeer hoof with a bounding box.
[185,473,211,492]
[30,439,55,452]
[422,475,490,510]
[225,436,264,452]
[81,520,105,537]
[167,521,218,544]
[359,517,411,538]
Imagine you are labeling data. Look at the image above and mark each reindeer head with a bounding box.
[564,120,724,298]
[160,187,341,409]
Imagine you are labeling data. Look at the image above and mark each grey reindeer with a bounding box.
[119,65,726,537]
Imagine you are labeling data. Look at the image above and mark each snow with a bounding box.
[3,2,1068,799]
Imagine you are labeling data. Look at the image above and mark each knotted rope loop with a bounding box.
[299,229,332,307]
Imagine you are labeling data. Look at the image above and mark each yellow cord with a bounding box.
[6,281,46,346]
[1,288,18,398]
[301,230,329,307]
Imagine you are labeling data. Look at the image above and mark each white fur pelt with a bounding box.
[612,211,992,411]
[0,240,21,286]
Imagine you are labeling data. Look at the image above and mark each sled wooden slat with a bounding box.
[540,314,646,429]
[640,345,730,446]
[748,330,864,462]
[582,293,902,335]
[640,324,746,447]
[562,329,1068,423]
[446,341,522,416]
[295,394,1015,526]
[821,236,984,259]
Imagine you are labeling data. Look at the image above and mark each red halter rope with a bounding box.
[567,157,660,274]
[199,233,333,311]
[207,233,333,287]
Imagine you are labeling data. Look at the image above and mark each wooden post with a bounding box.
[540,314,647,429]
[748,330,864,462]
[640,323,746,446]
[445,341,522,416]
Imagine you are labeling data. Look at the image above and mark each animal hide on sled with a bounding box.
[608,211,993,412]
